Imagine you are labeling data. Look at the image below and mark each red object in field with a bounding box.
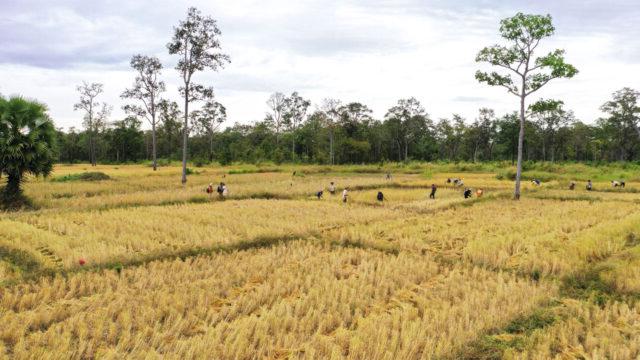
[79,258,86,266]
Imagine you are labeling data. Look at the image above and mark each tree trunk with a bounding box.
[209,132,214,162]
[292,131,296,162]
[4,172,21,197]
[151,117,157,171]
[181,87,189,185]
[329,129,334,165]
[514,94,526,200]
[473,142,479,163]
[403,138,408,161]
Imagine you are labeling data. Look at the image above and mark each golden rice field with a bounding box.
[1,164,639,359]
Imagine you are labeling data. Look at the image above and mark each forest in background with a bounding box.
[55,87,640,166]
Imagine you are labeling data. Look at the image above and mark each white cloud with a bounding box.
[0,0,638,129]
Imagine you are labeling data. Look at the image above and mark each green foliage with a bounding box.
[184,167,201,175]
[52,172,111,182]
[227,167,282,175]
[0,96,57,207]
[476,13,577,97]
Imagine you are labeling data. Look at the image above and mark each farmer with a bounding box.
[586,180,593,191]
[342,188,349,203]
[206,183,214,196]
[612,180,626,188]
[476,188,484,198]
[532,179,541,186]
[569,181,576,190]
[377,191,384,202]
[386,172,392,180]
[464,188,473,199]
[429,184,437,199]
[453,178,464,187]
[316,190,324,199]
[216,182,224,198]
[328,182,336,195]
[221,184,229,199]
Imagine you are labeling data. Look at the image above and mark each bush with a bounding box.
[52,172,111,182]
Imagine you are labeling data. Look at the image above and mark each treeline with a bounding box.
[56,87,640,165]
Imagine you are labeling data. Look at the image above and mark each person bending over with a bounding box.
[328,182,336,195]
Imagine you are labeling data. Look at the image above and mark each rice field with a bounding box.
[1,164,639,359]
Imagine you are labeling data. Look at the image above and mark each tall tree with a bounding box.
[121,55,165,171]
[191,97,227,162]
[156,99,183,159]
[476,13,577,199]
[320,98,342,165]
[339,102,373,139]
[385,97,427,161]
[283,92,310,161]
[265,92,286,145]
[74,82,110,166]
[0,96,56,207]
[168,7,230,184]
[529,99,573,162]
[106,116,145,163]
[599,88,640,161]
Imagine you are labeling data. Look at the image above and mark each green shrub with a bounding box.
[52,172,111,182]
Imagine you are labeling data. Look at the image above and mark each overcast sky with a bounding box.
[1,0,639,130]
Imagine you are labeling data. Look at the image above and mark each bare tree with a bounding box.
[121,55,165,171]
[74,82,110,166]
[167,7,230,184]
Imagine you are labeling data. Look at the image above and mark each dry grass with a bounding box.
[1,164,639,358]
[0,242,551,359]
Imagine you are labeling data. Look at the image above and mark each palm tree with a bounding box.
[0,96,57,207]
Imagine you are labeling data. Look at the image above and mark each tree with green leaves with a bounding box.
[156,99,183,159]
[168,7,230,184]
[529,99,574,162]
[283,92,310,161]
[599,88,640,161]
[466,108,497,162]
[0,96,56,208]
[121,55,165,171]
[320,98,342,165]
[74,82,111,167]
[475,13,577,199]
[191,96,227,162]
[265,92,286,146]
[385,97,428,161]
